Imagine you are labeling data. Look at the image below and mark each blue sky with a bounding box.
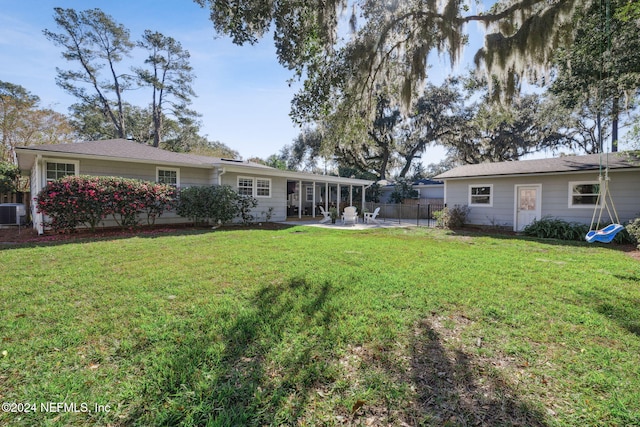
[0,0,499,165]
[0,0,304,160]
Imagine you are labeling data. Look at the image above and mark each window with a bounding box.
[46,161,77,182]
[157,168,179,187]
[306,186,314,202]
[237,177,254,196]
[469,184,493,206]
[256,178,271,198]
[238,177,271,198]
[569,181,600,207]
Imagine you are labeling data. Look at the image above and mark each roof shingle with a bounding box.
[435,152,640,179]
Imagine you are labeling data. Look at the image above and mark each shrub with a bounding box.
[141,183,177,225]
[523,217,589,241]
[237,195,258,225]
[625,217,640,248]
[0,161,20,193]
[37,176,110,232]
[176,185,257,226]
[434,204,470,229]
[36,176,176,233]
[523,216,633,243]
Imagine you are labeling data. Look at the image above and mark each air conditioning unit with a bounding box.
[0,203,27,226]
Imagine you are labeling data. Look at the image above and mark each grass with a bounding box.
[1,226,639,426]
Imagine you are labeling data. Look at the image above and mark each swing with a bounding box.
[584,162,623,243]
[584,0,623,244]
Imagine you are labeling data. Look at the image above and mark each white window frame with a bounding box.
[568,180,600,208]
[255,178,271,198]
[468,184,493,207]
[305,186,314,202]
[237,176,255,196]
[44,159,79,183]
[238,176,271,198]
[156,167,180,187]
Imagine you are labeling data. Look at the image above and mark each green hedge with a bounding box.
[523,216,633,244]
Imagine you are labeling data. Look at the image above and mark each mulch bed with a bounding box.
[0,222,292,245]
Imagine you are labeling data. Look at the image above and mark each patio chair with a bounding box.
[318,206,331,224]
[342,206,358,225]
[364,207,380,224]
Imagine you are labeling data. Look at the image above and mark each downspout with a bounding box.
[217,167,226,186]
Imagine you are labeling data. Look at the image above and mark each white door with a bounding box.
[515,185,541,231]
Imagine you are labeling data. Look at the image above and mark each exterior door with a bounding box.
[515,185,541,231]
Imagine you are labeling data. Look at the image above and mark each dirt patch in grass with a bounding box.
[405,313,548,426]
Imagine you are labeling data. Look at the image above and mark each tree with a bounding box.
[397,79,467,177]
[178,137,240,159]
[617,0,640,21]
[443,93,567,164]
[284,128,325,172]
[136,30,198,147]
[45,8,200,151]
[0,161,20,193]
[197,0,589,125]
[550,0,640,152]
[44,8,135,139]
[1,81,75,163]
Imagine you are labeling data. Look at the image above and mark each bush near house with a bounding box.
[524,216,633,243]
[36,176,176,232]
[175,185,258,226]
[434,204,470,229]
[625,217,640,248]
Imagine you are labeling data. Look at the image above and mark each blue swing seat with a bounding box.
[585,223,624,243]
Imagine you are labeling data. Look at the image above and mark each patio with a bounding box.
[281,217,438,230]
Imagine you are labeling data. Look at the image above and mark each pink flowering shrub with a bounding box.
[36,176,176,232]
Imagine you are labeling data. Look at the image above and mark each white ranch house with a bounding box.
[435,152,640,231]
[15,139,374,234]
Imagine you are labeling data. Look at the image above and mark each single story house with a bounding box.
[378,178,444,204]
[434,152,640,231]
[15,139,374,233]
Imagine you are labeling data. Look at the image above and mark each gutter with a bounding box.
[217,167,226,186]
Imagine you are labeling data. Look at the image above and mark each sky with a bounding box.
[0,0,498,165]
[0,0,307,161]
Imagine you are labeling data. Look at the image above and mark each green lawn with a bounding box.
[1,226,639,426]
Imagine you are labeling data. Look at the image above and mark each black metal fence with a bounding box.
[363,201,446,227]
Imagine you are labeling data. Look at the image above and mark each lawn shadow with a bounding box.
[127,276,339,425]
[407,317,549,426]
[579,286,640,338]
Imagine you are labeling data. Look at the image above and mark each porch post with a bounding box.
[298,180,303,218]
[312,181,316,217]
[337,184,340,215]
[349,185,353,206]
[35,155,43,235]
[325,182,329,212]
[361,185,366,211]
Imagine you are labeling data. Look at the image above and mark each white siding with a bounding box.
[77,159,211,187]
[221,171,288,222]
[444,170,640,228]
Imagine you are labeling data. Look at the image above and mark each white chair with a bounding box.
[341,206,358,225]
[364,207,380,224]
[318,206,331,224]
